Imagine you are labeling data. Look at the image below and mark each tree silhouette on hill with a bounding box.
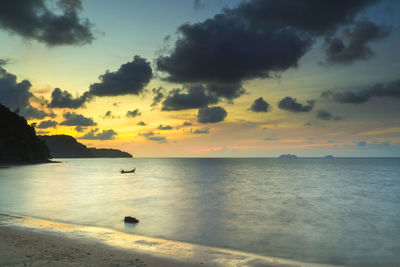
[0,103,50,162]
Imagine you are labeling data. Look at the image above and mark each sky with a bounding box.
[1,0,400,157]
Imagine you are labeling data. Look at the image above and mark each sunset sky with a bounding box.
[1,0,400,157]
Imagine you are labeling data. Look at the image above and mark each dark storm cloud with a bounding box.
[60,112,96,126]
[162,84,218,111]
[324,20,391,64]
[197,106,227,123]
[80,128,117,140]
[89,56,152,96]
[278,97,315,112]
[158,125,172,130]
[0,0,94,46]
[231,0,379,35]
[0,66,32,110]
[37,120,57,129]
[137,121,146,126]
[156,16,312,84]
[126,109,141,118]
[48,88,91,109]
[322,79,400,104]
[20,105,53,119]
[151,87,165,107]
[316,110,342,121]
[192,127,210,134]
[250,97,271,112]
[0,66,53,119]
[161,82,245,111]
[206,82,245,101]
[156,0,379,85]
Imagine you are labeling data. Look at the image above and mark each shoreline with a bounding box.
[0,159,61,166]
[0,213,340,267]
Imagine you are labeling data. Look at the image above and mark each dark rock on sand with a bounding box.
[124,216,139,224]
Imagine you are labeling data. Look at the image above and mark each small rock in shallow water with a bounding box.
[124,216,139,223]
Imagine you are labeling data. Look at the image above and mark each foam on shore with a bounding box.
[0,213,341,267]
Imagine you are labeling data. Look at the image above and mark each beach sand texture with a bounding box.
[0,214,340,267]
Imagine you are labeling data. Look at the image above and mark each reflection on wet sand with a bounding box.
[0,213,340,267]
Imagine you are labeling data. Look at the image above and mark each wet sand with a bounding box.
[0,214,340,267]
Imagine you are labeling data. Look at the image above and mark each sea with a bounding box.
[0,158,399,266]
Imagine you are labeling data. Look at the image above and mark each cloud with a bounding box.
[139,131,168,143]
[231,0,379,36]
[162,84,218,111]
[80,128,117,140]
[126,108,141,118]
[137,121,146,126]
[197,106,227,123]
[89,56,152,96]
[316,110,343,121]
[0,66,53,119]
[151,87,165,107]
[48,88,91,109]
[147,136,168,143]
[75,126,86,132]
[321,79,400,104]
[156,0,378,85]
[182,121,192,126]
[192,127,210,134]
[103,111,116,119]
[263,137,278,141]
[357,141,367,146]
[0,58,9,66]
[60,112,96,126]
[158,124,172,130]
[156,16,312,84]
[36,130,49,135]
[193,0,204,9]
[0,66,32,110]
[139,131,155,137]
[20,105,54,119]
[278,97,315,112]
[250,97,271,112]
[304,121,324,127]
[321,89,369,104]
[37,120,57,129]
[0,0,94,46]
[324,20,391,65]
[206,82,245,101]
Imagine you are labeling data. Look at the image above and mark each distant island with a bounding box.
[0,104,51,163]
[39,135,132,158]
[278,154,298,158]
[324,155,335,158]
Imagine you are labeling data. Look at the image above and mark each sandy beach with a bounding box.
[0,214,340,267]
[0,216,204,267]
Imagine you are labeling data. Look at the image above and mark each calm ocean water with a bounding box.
[1,158,399,265]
